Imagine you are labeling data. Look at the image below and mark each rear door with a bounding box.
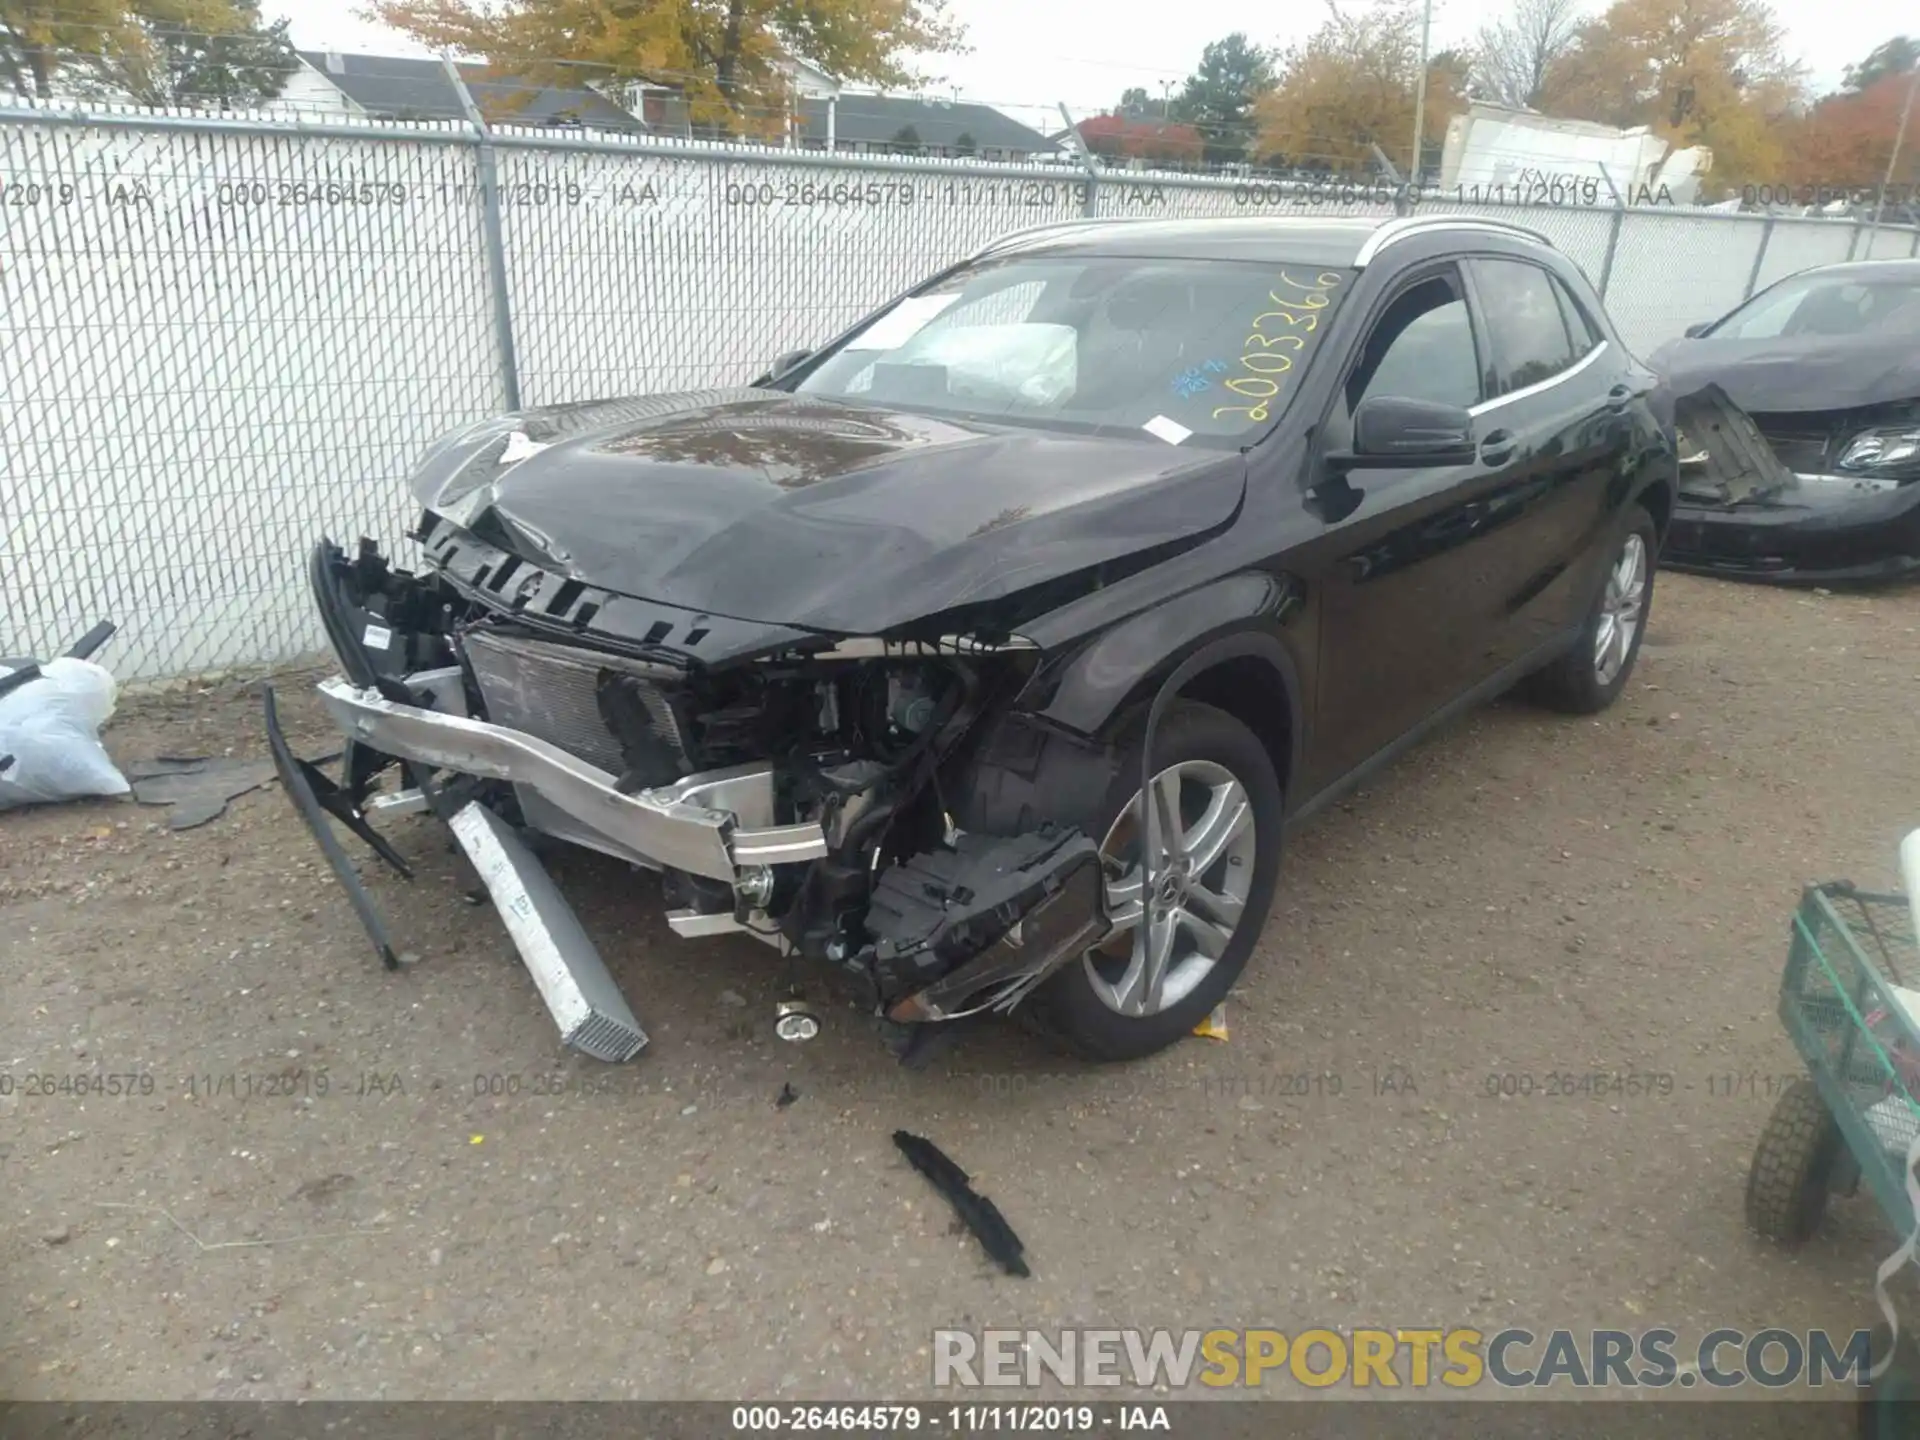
[1460,257,1638,665]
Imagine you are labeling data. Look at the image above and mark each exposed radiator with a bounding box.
[461,628,689,774]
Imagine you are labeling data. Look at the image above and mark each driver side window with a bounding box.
[1327,272,1482,447]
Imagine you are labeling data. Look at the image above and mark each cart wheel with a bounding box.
[1747,1077,1843,1244]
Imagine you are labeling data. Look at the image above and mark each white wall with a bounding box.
[258,62,365,121]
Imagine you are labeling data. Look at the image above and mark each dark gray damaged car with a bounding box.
[1655,257,1920,584]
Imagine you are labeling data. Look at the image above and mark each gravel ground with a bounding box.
[4,572,1919,1407]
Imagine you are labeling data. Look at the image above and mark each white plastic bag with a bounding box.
[0,657,131,809]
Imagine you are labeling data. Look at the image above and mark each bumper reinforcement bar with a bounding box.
[315,677,827,882]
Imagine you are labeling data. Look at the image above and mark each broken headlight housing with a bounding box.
[1838,427,1920,472]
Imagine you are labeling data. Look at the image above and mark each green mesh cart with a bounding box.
[1751,881,1920,1245]
[1748,877,1920,1436]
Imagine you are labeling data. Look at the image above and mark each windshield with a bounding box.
[1709,271,1920,340]
[788,255,1352,446]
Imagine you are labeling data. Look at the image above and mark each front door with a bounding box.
[1304,263,1529,787]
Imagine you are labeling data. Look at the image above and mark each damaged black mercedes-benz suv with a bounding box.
[275,213,1676,1065]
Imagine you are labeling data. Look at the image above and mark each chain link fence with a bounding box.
[4,101,1916,681]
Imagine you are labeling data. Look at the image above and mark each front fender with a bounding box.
[1018,571,1306,754]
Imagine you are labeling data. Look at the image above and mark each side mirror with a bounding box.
[768,348,812,377]
[1333,396,1477,468]
[1683,322,1713,339]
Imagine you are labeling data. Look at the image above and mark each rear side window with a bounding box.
[1553,277,1602,359]
[1470,259,1577,396]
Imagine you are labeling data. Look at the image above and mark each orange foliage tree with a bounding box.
[1535,0,1804,193]
[1077,112,1205,166]
[365,0,965,134]
[1254,0,1465,175]
[1778,40,1919,195]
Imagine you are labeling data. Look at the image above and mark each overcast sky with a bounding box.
[279,0,1871,135]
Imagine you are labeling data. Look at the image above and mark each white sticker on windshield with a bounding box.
[1143,414,1192,446]
[846,293,962,350]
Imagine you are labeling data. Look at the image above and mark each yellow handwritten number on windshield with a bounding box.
[1213,270,1342,422]
[1276,270,1344,292]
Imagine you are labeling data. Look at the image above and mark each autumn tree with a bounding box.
[1536,0,1804,190]
[367,0,965,133]
[0,0,259,99]
[1169,32,1276,165]
[1785,40,1920,192]
[78,0,295,105]
[1254,1,1464,174]
[1472,0,1582,109]
[1845,35,1917,92]
[1078,112,1204,165]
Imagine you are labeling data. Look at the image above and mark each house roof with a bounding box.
[799,93,1059,152]
[295,51,644,131]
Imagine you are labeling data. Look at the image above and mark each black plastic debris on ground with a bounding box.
[776,1082,799,1109]
[127,750,340,830]
[893,1130,1029,1277]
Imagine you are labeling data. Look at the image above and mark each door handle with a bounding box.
[1478,428,1516,466]
[1605,383,1634,413]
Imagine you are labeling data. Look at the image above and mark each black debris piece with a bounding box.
[64,621,117,661]
[776,1082,799,1109]
[127,756,277,829]
[0,620,117,703]
[892,1129,1029,1277]
[264,687,404,971]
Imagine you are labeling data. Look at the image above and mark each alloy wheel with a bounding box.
[1593,532,1648,687]
[1085,759,1258,1017]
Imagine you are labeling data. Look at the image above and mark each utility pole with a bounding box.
[1408,0,1433,187]
[1862,59,1919,259]
[1160,79,1174,120]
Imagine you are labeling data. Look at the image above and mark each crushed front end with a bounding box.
[271,515,1110,1063]
[1664,386,1920,584]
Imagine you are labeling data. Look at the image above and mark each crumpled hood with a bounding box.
[409,389,1243,634]
[1649,332,1920,414]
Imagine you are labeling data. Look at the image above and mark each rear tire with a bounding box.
[1012,702,1283,1062]
[1746,1077,1841,1244]
[1524,505,1658,715]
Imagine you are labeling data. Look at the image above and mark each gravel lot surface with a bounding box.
[4,573,1918,1414]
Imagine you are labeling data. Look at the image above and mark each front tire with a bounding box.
[1524,505,1658,715]
[1017,702,1283,1062]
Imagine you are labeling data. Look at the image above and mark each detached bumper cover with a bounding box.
[1664,478,1920,585]
[315,678,827,882]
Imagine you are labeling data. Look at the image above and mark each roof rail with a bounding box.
[1353,214,1557,266]
[969,216,1127,260]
